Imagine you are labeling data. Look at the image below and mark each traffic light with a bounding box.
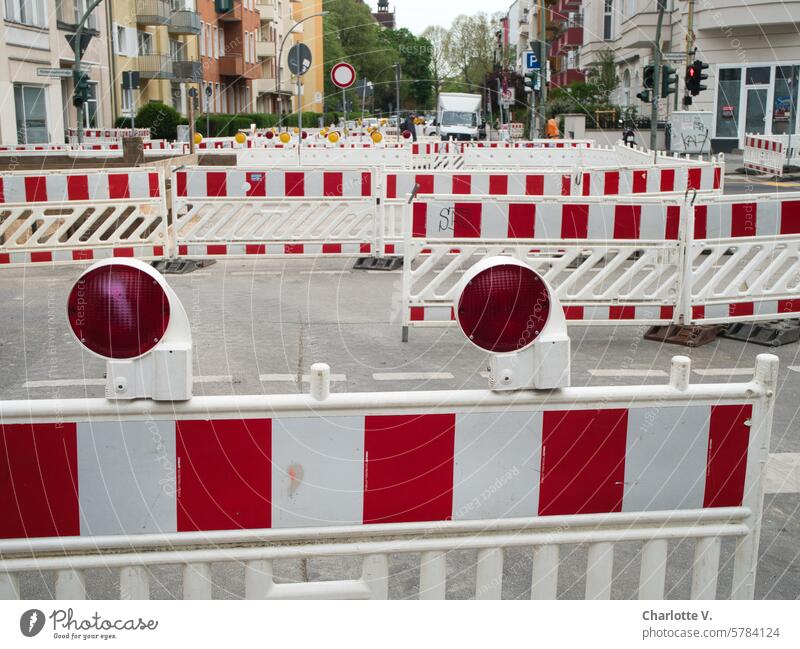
[686,59,709,96]
[682,95,693,108]
[643,65,655,89]
[73,70,90,108]
[524,70,537,93]
[661,65,678,96]
[636,88,651,103]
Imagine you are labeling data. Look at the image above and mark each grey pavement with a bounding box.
[1,257,799,599]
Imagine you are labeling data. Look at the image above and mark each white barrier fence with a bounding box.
[0,354,779,599]
[0,169,168,265]
[401,192,800,331]
[743,134,800,176]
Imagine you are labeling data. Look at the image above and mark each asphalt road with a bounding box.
[1,249,798,599]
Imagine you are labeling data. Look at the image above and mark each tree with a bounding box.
[421,25,451,98]
[443,13,497,93]
[380,28,434,109]
[587,48,619,104]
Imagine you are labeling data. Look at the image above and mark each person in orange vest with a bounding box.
[546,117,560,139]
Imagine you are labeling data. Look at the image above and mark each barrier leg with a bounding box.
[475,547,503,600]
[183,562,213,599]
[0,573,20,599]
[402,326,409,343]
[419,551,447,600]
[55,569,86,599]
[531,545,559,599]
[120,566,149,600]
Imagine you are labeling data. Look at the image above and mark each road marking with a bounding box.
[23,375,234,388]
[693,368,754,377]
[587,369,669,378]
[372,372,454,381]
[230,271,282,277]
[300,270,350,275]
[259,373,347,383]
[366,270,401,274]
[765,453,800,494]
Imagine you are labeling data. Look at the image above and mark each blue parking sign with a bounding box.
[525,51,540,71]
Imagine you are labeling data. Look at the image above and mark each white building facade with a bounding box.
[582,0,800,151]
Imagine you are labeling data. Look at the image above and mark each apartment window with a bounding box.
[81,81,98,128]
[4,0,46,27]
[138,31,153,56]
[219,27,225,57]
[215,82,221,112]
[200,22,205,56]
[14,84,49,144]
[171,83,182,112]
[603,0,613,40]
[212,25,218,58]
[74,0,98,30]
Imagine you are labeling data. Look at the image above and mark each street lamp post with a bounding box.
[277,11,329,131]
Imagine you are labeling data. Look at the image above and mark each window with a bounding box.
[773,65,799,135]
[14,84,48,143]
[74,0,98,30]
[603,0,613,40]
[212,25,218,58]
[170,39,184,62]
[200,22,205,56]
[219,27,225,57]
[81,81,98,128]
[121,84,133,115]
[215,82,221,112]
[137,31,153,56]
[4,0,46,28]
[716,68,742,138]
[171,83,182,112]
[745,67,770,85]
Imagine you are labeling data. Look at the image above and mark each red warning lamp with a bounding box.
[67,264,170,359]
[456,257,570,390]
[66,259,192,401]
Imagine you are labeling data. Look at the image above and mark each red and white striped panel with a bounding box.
[694,198,800,239]
[0,171,161,204]
[0,403,752,538]
[174,169,375,199]
[692,299,800,323]
[0,246,165,266]
[745,135,783,153]
[411,200,681,241]
[176,243,372,257]
[409,304,674,324]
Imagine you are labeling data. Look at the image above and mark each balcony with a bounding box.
[137,54,174,79]
[256,2,276,22]
[551,25,583,56]
[218,2,243,21]
[219,53,260,79]
[256,39,275,59]
[552,0,582,19]
[616,10,659,49]
[173,60,203,82]
[550,68,585,89]
[252,77,277,95]
[168,10,201,35]
[695,0,800,31]
[136,0,170,25]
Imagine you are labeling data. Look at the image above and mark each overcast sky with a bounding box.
[364,0,507,34]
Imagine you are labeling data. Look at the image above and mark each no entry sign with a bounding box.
[331,62,356,89]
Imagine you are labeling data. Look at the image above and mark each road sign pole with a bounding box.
[296,45,302,147]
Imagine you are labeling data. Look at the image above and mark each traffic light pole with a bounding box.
[539,0,547,138]
[73,0,105,145]
[650,0,667,150]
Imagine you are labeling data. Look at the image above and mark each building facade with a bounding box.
[0,0,113,144]
[252,0,292,114]
[108,0,202,120]
[197,0,261,114]
[289,0,324,113]
[582,0,800,150]
[549,0,585,89]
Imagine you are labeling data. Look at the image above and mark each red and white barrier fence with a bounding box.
[0,169,168,266]
[742,133,800,176]
[685,193,800,324]
[0,354,778,599]
[171,167,379,259]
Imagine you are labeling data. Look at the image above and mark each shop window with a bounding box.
[745,67,770,85]
[715,68,741,139]
[773,65,798,135]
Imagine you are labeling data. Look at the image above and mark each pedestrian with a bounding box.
[546,117,560,139]
[403,113,417,141]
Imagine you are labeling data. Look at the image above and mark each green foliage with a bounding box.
[134,101,182,140]
[586,48,619,103]
[546,82,619,128]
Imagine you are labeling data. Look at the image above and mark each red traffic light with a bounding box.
[67,263,170,359]
[688,67,696,77]
[456,263,551,353]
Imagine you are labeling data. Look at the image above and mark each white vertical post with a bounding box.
[732,353,779,599]
[670,356,691,391]
[120,566,149,600]
[183,562,213,600]
[309,363,330,401]
[55,569,86,599]
[0,573,20,599]
[531,544,559,599]
[676,193,696,325]
[362,554,389,600]
[585,542,614,600]
[475,547,503,600]
[691,537,721,600]
[419,550,447,600]
[639,539,668,599]
[244,560,275,599]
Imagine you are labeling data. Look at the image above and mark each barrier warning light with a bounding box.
[234,132,247,144]
[66,259,192,401]
[456,257,570,391]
